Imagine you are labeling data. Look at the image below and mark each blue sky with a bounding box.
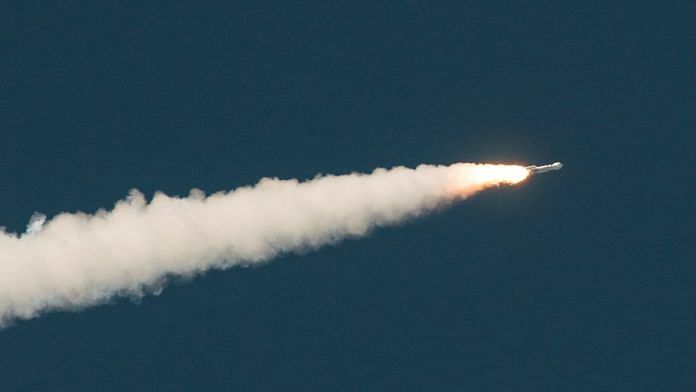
[0,2,694,390]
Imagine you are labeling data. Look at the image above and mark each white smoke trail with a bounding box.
[0,163,528,325]
[25,212,47,236]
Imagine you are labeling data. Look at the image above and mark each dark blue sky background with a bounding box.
[1,2,694,390]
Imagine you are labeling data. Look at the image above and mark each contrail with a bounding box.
[0,163,529,325]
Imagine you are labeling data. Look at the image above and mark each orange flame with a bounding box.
[450,164,530,195]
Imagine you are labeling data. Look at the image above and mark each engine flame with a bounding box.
[450,164,530,195]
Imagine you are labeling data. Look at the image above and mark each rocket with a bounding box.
[525,162,563,175]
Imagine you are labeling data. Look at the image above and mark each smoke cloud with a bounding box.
[0,163,528,325]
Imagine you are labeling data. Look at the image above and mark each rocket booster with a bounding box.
[525,162,563,175]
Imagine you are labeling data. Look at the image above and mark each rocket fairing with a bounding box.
[525,162,563,175]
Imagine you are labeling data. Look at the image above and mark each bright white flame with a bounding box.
[450,164,529,195]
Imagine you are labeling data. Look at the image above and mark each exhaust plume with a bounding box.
[0,163,528,325]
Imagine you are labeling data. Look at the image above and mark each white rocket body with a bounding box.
[525,162,563,175]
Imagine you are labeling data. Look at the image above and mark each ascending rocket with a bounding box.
[525,162,563,175]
